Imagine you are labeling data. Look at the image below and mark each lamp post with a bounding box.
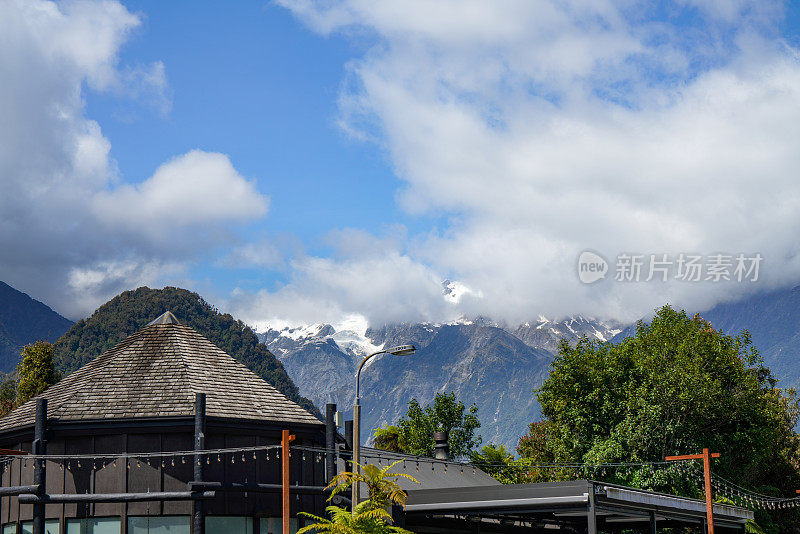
[352,344,416,510]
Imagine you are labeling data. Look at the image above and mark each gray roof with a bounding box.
[357,448,500,491]
[0,312,321,431]
[405,480,753,527]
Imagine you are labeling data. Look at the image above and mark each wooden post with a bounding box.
[32,399,46,534]
[325,404,336,483]
[192,393,206,534]
[702,448,715,534]
[666,449,720,534]
[282,430,295,534]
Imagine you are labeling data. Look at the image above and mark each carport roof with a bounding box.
[405,479,753,531]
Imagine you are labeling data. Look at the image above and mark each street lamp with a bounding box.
[352,344,416,509]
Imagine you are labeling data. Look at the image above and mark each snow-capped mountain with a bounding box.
[257,315,623,449]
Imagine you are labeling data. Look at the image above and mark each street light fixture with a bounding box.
[352,344,416,509]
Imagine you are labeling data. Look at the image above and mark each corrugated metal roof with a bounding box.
[358,447,500,490]
[0,313,321,431]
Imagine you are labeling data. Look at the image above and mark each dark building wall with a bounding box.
[0,418,327,527]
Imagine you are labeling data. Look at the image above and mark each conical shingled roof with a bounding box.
[0,312,321,431]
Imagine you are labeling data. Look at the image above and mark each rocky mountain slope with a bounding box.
[260,316,622,449]
[0,281,72,372]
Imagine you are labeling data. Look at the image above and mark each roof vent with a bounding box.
[147,311,181,326]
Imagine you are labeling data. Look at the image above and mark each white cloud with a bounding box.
[0,0,269,318]
[232,248,452,328]
[255,0,800,325]
[93,150,268,232]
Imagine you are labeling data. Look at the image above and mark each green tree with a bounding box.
[299,461,418,534]
[392,392,481,459]
[469,444,521,484]
[373,425,406,453]
[536,305,800,531]
[516,421,556,465]
[0,379,16,416]
[17,341,60,404]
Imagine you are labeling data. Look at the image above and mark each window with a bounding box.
[20,521,59,534]
[205,517,253,534]
[259,518,298,534]
[2,524,16,534]
[127,516,190,534]
[65,518,120,534]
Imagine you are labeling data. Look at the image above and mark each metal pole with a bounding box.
[587,482,596,534]
[282,430,295,534]
[703,448,715,534]
[192,393,206,534]
[351,403,360,509]
[351,349,386,512]
[649,510,657,534]
[325,404,336,483]
[32,398,46,534]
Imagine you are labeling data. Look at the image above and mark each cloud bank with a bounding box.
[0,0,268,318]
[236,0,800,326]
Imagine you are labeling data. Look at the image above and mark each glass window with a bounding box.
[66,518,121,534]
[259,518,298,534]
[2,524,16,534]
[206,517,253,534]
[20,523,29,534]
[127,516,190,534]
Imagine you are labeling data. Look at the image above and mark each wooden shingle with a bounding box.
[0,312,321,430]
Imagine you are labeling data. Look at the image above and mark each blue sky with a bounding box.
[85,2,420,294]
[2,1,800,327]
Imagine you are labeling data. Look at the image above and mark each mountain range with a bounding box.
[260,285,800,450]
[3,278,800,453]
[259,316,623,448]
[0,281,72,373]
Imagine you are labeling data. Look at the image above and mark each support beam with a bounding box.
[32,398,46,534]
[702,448,715,534]
[189,481,326,494]
[650,510,657,534]
[19,491,215,504]
[344,420,353,474]
[0,485,39,496]
[587,484,597,534]
[666,449,720,534]
[325,404,336,483]
[192,393,206,534]
[282,430,295,534]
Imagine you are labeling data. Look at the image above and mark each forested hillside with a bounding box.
[54,286,319,417]
[0,281,72,372]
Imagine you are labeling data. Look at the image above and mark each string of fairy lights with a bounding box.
[0,445,798,511]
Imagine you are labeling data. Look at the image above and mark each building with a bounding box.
[0,311,757,534]
[0,312,328,534]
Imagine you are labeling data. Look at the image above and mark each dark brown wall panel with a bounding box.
[161,433,192,516]
[19,442,32,521]
[93,434,124,517]
[45,439,65,520]
[64,435,92,519]
[126,433,161,516]
[203,434,225,516]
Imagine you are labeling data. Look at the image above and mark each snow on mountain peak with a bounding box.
[330,314,383,356]
[442,279,481,304]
